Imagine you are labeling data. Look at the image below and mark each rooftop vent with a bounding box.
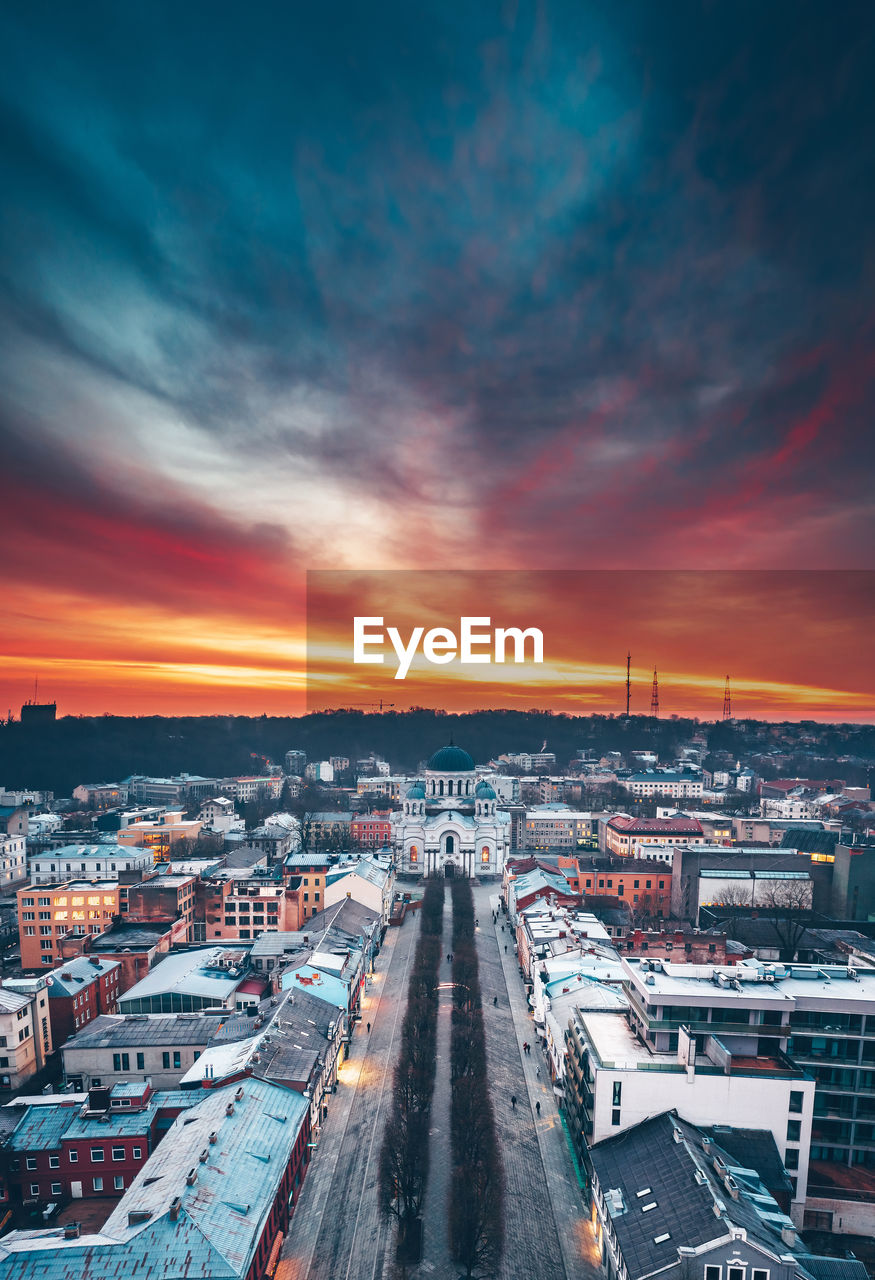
[199,1148,209,1164]
[186,1168,197,1186]
[209,1130,218,1144]
[63,1223,80,1240]
[169,1196,183,1222]
[127,1210,152,1226]
[226,1102,234,1116]
[234,1085,244,1100]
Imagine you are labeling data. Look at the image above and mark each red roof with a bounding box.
[608,816,702,835]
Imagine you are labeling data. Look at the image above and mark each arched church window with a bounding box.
[447,779,454,796]
[409,845,418,863]
[481,845,490,863]
[446,834,455,854]
[439,780,444,796]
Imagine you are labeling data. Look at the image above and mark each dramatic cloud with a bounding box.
[1,1,873,714]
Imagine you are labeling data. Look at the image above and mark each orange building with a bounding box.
[18,881,120,969]
[117,810,203,862]
[200,872,305,940]
[558,856,672,918]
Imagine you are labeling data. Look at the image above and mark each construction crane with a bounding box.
[347,700,396,712]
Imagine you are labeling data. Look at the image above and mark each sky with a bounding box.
[1,2,874,719]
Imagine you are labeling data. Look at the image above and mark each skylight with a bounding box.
[654,1233,671,1244]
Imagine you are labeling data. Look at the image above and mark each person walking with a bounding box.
[536,1101,541,1116]
[493,995,498,1006]
[511,1095,517,1110]
[504,944,508,953]
[536,1066,541,1078]
[366,1022,371,1033]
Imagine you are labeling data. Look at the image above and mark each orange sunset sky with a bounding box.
[1,570,872,722]
[2,6,874,722]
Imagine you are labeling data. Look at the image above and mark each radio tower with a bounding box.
[723,675,732,721]
[625,652,631,717]
[650,669,659,720]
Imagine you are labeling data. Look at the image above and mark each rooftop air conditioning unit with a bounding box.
[764,973,775,983]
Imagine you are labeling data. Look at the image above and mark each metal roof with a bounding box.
[117,948,249,1005]
[62,1014,219,1051]
[8,1103,79,1152]
[47,956,120,995]
[0,1081,308,1279]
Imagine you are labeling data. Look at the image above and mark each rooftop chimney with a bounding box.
[63,1224,80,1240]
[169,1196,182,1221]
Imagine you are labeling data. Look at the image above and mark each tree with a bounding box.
[710,884,755,910]
[449,1158,504,1279]
[754,878,813,962]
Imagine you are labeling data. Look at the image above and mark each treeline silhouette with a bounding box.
[1,708,872,796]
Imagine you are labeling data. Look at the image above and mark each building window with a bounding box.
[705,1268,722,1280]
[49,1156,60,1169]
[133,1146,142,1159]
[752,1272,769,1280]
[112,1053,130,1072]
[786,1120,801,1143]
[26,1157,37,1170]
[68,1150,78,1162]
[612,1081,622,1106]
[785,1149,799,1170]
[114,1174,124,1190]
[93,1177,104,1191]
[136,1052,145,1070]
[789,1090,804,1113]
[91,1147,104,1162]
[728,1269,745,1280]
[51,1181,62,1195]
[30,1184,40,1197]
[173,1051,181,1068]
[611,1109,621,1126]
[162,1052,170,1069]
[112,1147,125,1161]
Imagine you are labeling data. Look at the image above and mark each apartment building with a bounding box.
[581,955,875,1231]
[618,771,704,800]
[17,881,121,968]
[521,806,599,851]
[605,816,705,859]
[117,811,203,863]
[0,834,26,889]
[566,964,816,1219]
[0,986,52,1092]
[29,844,153,885]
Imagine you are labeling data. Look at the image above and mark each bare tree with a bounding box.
[754,877,813,962]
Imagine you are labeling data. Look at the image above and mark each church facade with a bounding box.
[392,744,511,879]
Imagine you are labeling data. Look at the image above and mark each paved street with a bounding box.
[474,883,601,1280]
[278,881,601,1280]
[276,913,420,1280]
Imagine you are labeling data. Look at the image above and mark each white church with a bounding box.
[393,744,511,879]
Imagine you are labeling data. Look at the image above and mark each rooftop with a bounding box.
[46,957,120,995]
[118,947,250,1005]
[62,1014,221,1051]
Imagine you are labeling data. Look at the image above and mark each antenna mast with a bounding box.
[625,652,631,717]
[723,675,732,721]
[650,669,659,720]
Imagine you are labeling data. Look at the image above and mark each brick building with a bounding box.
[45,955,122,1044]
[17,881,121,969]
